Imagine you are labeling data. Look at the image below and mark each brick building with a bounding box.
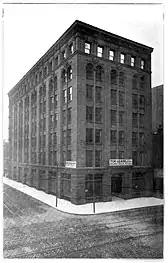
[152,85,163,197]
[7,20,153,205]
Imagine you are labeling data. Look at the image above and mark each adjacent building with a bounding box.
[152,85,163,197]
[7,20,153,205]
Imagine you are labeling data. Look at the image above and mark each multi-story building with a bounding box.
[152,85,163,132]
[7,20,153,205]
[152,85,163,197]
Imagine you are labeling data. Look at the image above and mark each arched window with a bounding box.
[43,84,46,97]
[132,75,138,89]
[96,65,102,82]
[39,86,43,98]
[140,75,146,89]
[67,66,72,81]
[86,63,93,80]
[111,69,117,84]
[119,71,125,85]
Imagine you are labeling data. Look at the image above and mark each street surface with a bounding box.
[3,184,163,258]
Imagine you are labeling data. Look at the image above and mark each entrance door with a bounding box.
[111,174,122,195]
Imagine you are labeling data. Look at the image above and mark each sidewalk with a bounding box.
[3,177,164,215]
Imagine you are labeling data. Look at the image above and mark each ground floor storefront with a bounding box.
[7,163,153,205]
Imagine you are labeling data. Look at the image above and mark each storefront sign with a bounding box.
[65,161,77,168]
[109,159,132,166]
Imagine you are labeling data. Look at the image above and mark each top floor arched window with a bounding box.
[111,69,117,84]
[96,65,102,82]
[132,75,138,89]
[86,63,93,80]
[119,71,125,85]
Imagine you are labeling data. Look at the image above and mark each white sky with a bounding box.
[2,3,164,140]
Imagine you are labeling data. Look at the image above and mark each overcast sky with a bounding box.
[2,3,164,140]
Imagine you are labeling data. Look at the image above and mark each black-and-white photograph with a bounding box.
[2,0,164,259]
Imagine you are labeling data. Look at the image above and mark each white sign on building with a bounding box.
[65,161,77,168]
[109,159,132,166]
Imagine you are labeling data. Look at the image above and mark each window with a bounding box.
[67,150,71,161]
[62,70,67,83]
[85,174,103,200]
[139,114,144,128]
[68,86,72,101]
[120,53,125,64]
[54,76,57,90]
[119,72,125,85]
[131,57,135,67]
[67,108,72,124]
[95,129,102,144]
[139,132,145,146]
[119,131,124,145]
[139,95,145,109]
[132,94,138,109]
[69,43,74,54]
[43,66,47,77]
[139,152,146,166]
[62,50,66,60]
[132,151,138,166]
[63,110,66,125]
[119,151,124,159]
[86,106,93,122]
[55,56,58,66]
[111,69,117,84]
[86,150,93,167]
[53,151,57,165]
[141,59,145,69]
[54,113,58,127]
[132,132,137,145]
[97,46,103,57]
[86,63,93,79]
[96,86,102,102]
[132,75,137,89]
[63,130,66,145]
[119,111,124,125]
[95,107,102,123]
[86,128,93,144]
[111,110,117,125]
[109,50,115,61]
[140,76,146,89]
[85,42,91,54]
[86,84,93,100]
[67,129,71,145]
[96,66,102,82]
[119,91,124,107]
[132,113,138,127]
[95,151,102,167]
[110,130,117,144]
[63,89,67,103]
[110,151,116,159]
[111,89,117,105]
[61,173,71,200]
[67,67,72,81]
[49,61,53,72]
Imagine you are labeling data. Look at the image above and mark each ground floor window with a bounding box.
[111,174,123,194]
[85,174,103,201]
[48,171,57,195]
[61,173,71,200]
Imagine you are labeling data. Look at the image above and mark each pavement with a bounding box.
[3,177,164,215]
[3,184,163,258]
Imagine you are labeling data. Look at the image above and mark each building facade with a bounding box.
[152,85,163,132]
[152,85,163,197]
[8,20,153,205]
